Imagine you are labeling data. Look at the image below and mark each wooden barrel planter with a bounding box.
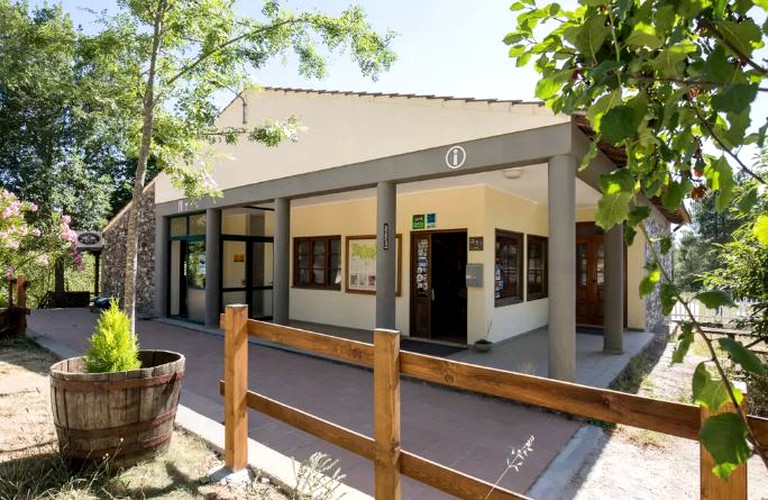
[50,350,185,468]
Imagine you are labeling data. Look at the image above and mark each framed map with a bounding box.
[345,234,402,295]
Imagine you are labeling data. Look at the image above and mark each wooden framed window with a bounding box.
[527,235,548,300]
[293,236,341,289]
[495,230,523,306]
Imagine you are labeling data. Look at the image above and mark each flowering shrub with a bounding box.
[0,189,76,286]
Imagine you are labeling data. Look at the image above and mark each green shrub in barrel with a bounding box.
[84,300,141,373]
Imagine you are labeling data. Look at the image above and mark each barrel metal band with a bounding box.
[51,371,183,392]
[55,408,177,439]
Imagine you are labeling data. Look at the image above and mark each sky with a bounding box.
[31,0,539,104]
[26,0,768,164]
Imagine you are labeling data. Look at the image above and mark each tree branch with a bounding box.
[692,105,768,185]
[163,15,314,89]
[639,222,768,469]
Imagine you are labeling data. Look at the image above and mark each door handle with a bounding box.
[431,289,435,301]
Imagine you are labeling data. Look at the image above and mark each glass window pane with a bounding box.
[252,242,273,287]
[170,217,187,237]
[223,241,246,288]
[187,240,206,289]
[597,244,605,287]
[251,289,273,319]
[189,213,206,235]
[577,243,588,287]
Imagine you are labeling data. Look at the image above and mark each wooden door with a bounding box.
[409,230,468,342]
[575,233,605,326]
[410,233,432,338]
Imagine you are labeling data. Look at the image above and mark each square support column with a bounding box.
[376,181,397,330]
[154,215,169,318]
[274,198,291,325]
[548,154,577,381]
[603,223,625,353]
[205,208,222,327]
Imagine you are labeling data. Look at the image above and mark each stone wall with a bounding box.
[101,183,156,318]
[644,211,672,334]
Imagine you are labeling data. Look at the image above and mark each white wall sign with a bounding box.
[445,145,466,169]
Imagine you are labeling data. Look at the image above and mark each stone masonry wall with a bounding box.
[644,211,672,334]
[102,183,156,318]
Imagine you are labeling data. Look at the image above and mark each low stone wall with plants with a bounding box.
[101,184,156,317]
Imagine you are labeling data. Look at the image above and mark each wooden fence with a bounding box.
[220,305,768,499]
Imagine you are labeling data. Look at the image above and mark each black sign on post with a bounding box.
[382,223,390,250]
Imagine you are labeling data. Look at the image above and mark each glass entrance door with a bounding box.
[221,237,274,320]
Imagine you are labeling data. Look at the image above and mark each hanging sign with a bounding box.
[76,231,104,250]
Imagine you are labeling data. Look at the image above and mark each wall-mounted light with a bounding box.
[502,168,523,179]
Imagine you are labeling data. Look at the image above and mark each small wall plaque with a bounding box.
[469,236,484,251]
[412,214,425,230]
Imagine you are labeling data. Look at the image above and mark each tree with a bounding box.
[505,0,768,476]
[674,191,743,293]
[0,1,126,229]
[88,0,395,328]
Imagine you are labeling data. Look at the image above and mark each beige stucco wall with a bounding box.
[287,184,650,341]
[155,89,568,203]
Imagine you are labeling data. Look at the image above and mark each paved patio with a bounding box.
[28,309,654,498]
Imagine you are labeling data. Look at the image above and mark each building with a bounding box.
[101,87,686,381]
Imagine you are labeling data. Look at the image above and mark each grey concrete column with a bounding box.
[154,215,169,317]
[548,155,577,381]
[376,181,396,330]
[205,208,222,327]
[274,198,290,325]
[603,223,625,353]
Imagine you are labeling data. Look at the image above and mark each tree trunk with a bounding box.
[54,259,65,296]
[123,3,165,332]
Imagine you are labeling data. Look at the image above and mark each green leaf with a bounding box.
[639,265,661,296]
[693,362,735,411]
[659,236,672,255]
[737,186,758,213]
[754,214,768,246]
[579,140,599,171]
[596,192,632,230]
[626,204,650,227]
[695,290,735,309]
[599,168,635,194]
[535,69,570,100]
[509,2,526,12]
[719,338,767,375]
[659,283,678,316]
[698,45,734,82]
[626,29,663,50]
[705,157,735,212]
[672,322,694,364]
[601,105,641,144]
[586,90,623,132]
[574,15,610,58]
[700,413,751,479]
[661,179,692,210]
[711,85,758,114]
[715,20,762,58]
[650,43,696,77]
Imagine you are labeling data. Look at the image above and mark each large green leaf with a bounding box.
[659,283,678,316]
[586,90,623,132]
[661,179,692,210]
[672,322,694,364]
[601,105,641,144]
[695,290,735,309]
[711,84,758,114]
[575,15,610,58]
[639,266,661,296]
[650,43,696,77]
[693,362,736,411]
[598,168,634,194]
[700,413,751,479]
[706,157,736,212]
[535,69,570,100]
[626,29,663,50]
[715,20,762,58]
[596,192,632,230]
[754,214,768,246]
[719,338,767,375]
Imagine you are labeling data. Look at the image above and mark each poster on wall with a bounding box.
[345,235,402,295]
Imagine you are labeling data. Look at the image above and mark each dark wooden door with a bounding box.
[410,231,467,343]
[575,234,605,326]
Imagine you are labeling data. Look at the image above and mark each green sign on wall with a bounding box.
[412,214,425,230]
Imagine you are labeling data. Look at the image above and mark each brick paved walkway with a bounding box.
[29,309,582,498]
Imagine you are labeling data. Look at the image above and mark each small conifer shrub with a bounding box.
[84,300,141,373]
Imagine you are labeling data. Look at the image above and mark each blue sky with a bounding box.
[32,0,541,102]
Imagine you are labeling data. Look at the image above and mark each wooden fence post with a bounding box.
[374,328,401,500]
[700,383,747,500]
[224,304,248,471]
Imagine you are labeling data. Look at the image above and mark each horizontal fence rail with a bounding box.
[221,307,768,499]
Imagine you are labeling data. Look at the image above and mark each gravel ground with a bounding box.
[563,338,768,499]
